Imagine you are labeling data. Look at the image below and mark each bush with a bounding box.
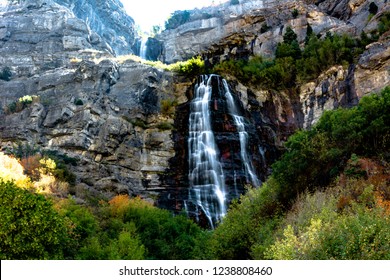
[77,222,145,260]
[165,10,191,30]
[156,122,174,131]
[210,180,282,259]
[107,196,206,260]
[291,9,299,19]
[0,67,12,81]
[160,98,177,117]
[0,180,69,259]
[74,99,84,106]
[213,31,367,89]
[5,95,40,114]
[265,182,390,260]
[168,56,205,78]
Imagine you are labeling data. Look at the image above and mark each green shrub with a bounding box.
[168,56,205,78]
[292,9,299,19]
[131,119,149,129]
[77,222,145,260]
[5,95,40,114]
[0,180,69,259]
[265,183,390,260]
[213,32,367,89]
[378,12,390,35]
[165,10,191,30]
[74,99,84,106]
[0,67,12,81]
[106,196,206,260]
[230,0,240,5]
[210,180,282,259]
[160,98,177,117]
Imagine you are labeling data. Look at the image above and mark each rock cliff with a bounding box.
[157,0,389,132]
[0,0,389,214]
[0,0,178,201]
[53,0,137,55]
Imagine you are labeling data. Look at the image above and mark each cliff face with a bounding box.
[158,0,389,132]
[0,0,389,211]
[0,0,137,56]
[53,0,137,55]
[0,0,178,201]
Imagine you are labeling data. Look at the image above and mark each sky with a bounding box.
[121,0,227,33]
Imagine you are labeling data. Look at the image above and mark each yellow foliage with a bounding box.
[109,195,131,218]
[108,195,153,218]
[0,152,31,188]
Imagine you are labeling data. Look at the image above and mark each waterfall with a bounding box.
[187,75,227,228]
[186,74,261,228]
[223,79,261,187]
[140,37,148,60]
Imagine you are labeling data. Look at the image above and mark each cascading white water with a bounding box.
[187,75,227,228]
[140,37,148,60]
[223,79,261,187]
[186,74,262,228]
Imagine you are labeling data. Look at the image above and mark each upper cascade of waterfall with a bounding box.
[186,74,262,228]
[139,37,148,60]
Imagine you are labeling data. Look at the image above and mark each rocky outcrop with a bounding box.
[158,0,356,63]
[0,0,137,56]
[312,0,388,33]
[53,0,137,55]
[0,0,113,80]
[0,0,179,201]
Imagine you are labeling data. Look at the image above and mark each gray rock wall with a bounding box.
[53,0,137,55]
[0,1,178,202]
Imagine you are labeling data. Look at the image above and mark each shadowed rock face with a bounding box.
[53,0,137,55]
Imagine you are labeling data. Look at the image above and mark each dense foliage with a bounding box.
[209,87,390,259]
[214,31,365,89]
[0,180,69,259]
[165,10,191,30]
[212,14,390,89]
[1,87,389,260]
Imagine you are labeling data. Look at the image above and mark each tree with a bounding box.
[0,180,69,259]
[283,26,298,45]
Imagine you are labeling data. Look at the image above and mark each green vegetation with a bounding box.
[0,67,12,81]
[6,95,40,114]
[0,180,69,259]
[0,88,389,260]
[7,143,77,186]
[209,87,390,259]
[116,54,205,79]
[165,10,191,30]
[230,0,240,5]
[213,28,373,89]
[214,15,389,90]
[74,98,84,106]
[156,122,174,131]
[291,9,299,19]
[168,56,205,78]
[160,98,177,117]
